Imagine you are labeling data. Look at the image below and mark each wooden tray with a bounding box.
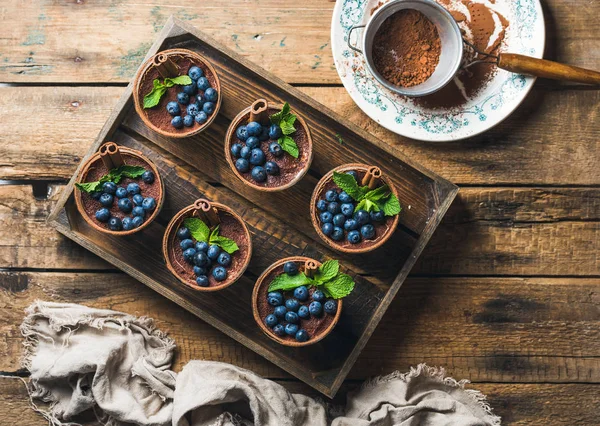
[48,17,458,397]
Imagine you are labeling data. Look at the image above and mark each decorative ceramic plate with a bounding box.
[331,0,545,142]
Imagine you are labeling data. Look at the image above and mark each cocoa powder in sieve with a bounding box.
[372,9,442,88]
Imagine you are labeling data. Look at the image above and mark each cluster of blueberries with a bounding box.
[176,226,232,286]
[264,262,338,343]
[230,121,286,183]
[317,170,385,244]
[167,66,218,129]
[92,171,157,231]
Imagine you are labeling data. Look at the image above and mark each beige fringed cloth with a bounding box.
[20,301,500,426]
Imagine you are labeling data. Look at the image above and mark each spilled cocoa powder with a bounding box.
[372,9,442,88]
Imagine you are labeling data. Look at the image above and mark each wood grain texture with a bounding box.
[2,271,599,383]
[0,0,598,84]
[1,86,599,185]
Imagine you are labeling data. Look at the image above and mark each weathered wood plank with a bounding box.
[2,184,597,275]
[1,86,599,185]
[0,0,598,84]
[2,271,599,383]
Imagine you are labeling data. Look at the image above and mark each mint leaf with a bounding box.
[75,181,102,194]
[143,79,167,109]
[115,165,146,179]
[382,193,401,216]
[209,225,220,242]
[183,218,210,242]
[268,272,313,292]
[364,185,391,201]
[323,273,355,299]
[279,135,299,158]
[76,165,146,194]
[356,198,379,213]
[211,235,239,254]
[269,102,291,125]
[314,260,339,284]
[164,75,192,87]
[333,172,363,201]
[279,118,296,136]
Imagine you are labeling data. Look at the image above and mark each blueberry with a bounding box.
[236,125,249,141]
[312,290,325,302]
[249,148,266,166]
[354,209,370,225]
[317,199,328,212]
[265,161,280,175]
[115,187,128,199]
[319,212,333,224]
[327,202,341,215]
[142,170,155,184]
[177,226,192,240]
[126,183,140,195]
[324,300,337,315]
[333,213,346,227]
[195,242,209,253]
[166,101,181,116]
[231,143,243,158]
[341,203,355,217]
[259,126,270,142]
[347,230,361,244]
[142,197,156,211]
[344,219,358,231]
[346,170,359,181]
[171,116,183,129]
[246,121,262,137]
[239,146,251,159]
[295,329,309,342]
[195,111,208,124]
[108,217,122,231]
[212,266,227,281]
[203,101,216,115]
[182,83,197,96]
[325,190,339,202]
[177,92,190,105]
[118,198,133,213]
[194,252,210,267]
[183,247,197,263]
[183,114,195,127]
[102,182,117,195]
[284,261,298,275]
[132,216,144,228]
[204,87,218,102]
[273,324,285,336]
[251,166,267,182]
[133,194,144,206]
[267,291,284,306]
[265,314,278,328]
[269,142,283,157]
[207,244,221,260]
[285,298,300,312]
[196,275,209,287]
[285,323,299,336]
[132,205,145,217]
[268,124,283,140]
[285,311,299,324]
[235,158,250,173]
[294,286,309,301]
[245,136,260,149]
[370,211,385,222]
[193,266,207,276]
[339,191,353,203]
[196,77,210,91]
[217,252,231,267]
[321,223,334,236]
[188,66,203,80]
[91,191,102,200]
[361,224,375,239]
[99,193,114,207]
[298,306,310,319]
[330,226,344,241]
[186,103,200,117]
[122,217,135,231]
[180,239,195,250]
[274,305,287,318]
[95,208,110,222]
[309,301,323,316]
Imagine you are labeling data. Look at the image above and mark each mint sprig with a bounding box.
[76,165,146,194]
[143,75,193,109]
[183,218,239,254]
[267,260,355,299]
[270,102,299,158]
[332,171,401,216]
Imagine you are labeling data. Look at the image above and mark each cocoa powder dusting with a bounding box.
[372,9,441,88]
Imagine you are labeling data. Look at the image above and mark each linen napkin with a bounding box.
[20,301,500,426]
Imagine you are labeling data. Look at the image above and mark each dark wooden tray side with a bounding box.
[47,17,458,397]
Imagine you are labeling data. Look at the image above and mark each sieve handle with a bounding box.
[498,53,600,85]
[347,25,366,54]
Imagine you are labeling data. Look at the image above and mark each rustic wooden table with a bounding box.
[0,1,598,424]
